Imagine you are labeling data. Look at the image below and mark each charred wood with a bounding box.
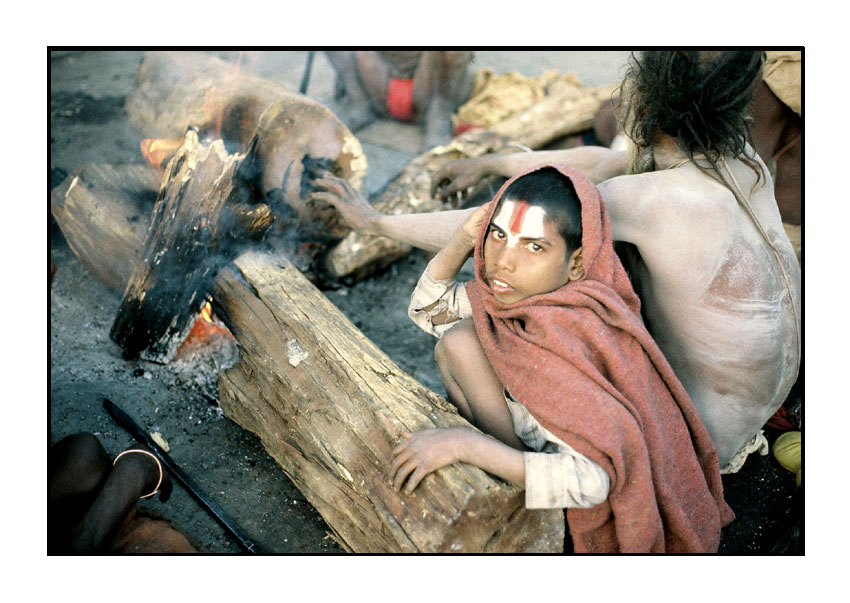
[109,130,272,363]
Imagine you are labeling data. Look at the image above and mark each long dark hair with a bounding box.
[621,50,766,185]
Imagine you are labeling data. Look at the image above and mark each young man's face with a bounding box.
[483,199,577,304]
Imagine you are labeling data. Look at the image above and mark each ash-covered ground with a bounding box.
[49,50,800,554]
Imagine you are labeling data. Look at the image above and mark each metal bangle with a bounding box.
[113,449,163,499]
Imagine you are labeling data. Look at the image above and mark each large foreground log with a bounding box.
[50,164,158,292]
[211,250,565,553]
[110,129,273,363]
[324,82,619,282]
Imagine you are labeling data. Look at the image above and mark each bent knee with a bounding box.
[50,433,111,502]
[434,320,479,366]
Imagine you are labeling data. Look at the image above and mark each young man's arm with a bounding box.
[389,428,525,493]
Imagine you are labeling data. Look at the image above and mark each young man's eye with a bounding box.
[491,229,506,240]
[528,243,543,252]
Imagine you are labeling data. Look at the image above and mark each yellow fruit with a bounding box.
[773,430,801,475]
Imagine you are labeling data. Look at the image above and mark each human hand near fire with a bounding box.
[309,172,381,235]
[389,426,526,494]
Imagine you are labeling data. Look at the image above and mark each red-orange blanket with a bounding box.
[466,164,734,552]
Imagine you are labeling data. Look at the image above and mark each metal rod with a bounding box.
[103,397,261,553]
[299,51,315,95]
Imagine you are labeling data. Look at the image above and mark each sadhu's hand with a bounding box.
[309,172,380,234]
[431,157,494,203]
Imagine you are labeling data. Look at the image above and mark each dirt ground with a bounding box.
[49,49,801,554]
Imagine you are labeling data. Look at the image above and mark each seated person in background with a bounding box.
[390,166,734,553]
[324,51,474,151]
[312,51,801,474]
[49,432,196,553]
[750,50,801,261]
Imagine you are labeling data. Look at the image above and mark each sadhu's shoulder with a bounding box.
[595,172,672,226]
[597,171,669,202]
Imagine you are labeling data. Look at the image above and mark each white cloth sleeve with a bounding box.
[506,395,610,509]
[407,260,473,338]
[523,450,610,509]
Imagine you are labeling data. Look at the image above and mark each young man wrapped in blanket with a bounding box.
[391,164,734,553]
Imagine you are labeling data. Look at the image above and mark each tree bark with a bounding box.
[211,250,565,553]
[324,82,619,282]
[50,163,159,292]
[109,129,273,363]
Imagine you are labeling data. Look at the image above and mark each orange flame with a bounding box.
[140,137,183,170]
[201,301,213,323]
[174,299,233,359]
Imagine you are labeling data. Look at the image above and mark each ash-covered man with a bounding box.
[324,51,474,151]
[311,51,801,474]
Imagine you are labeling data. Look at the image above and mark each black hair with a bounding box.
[622,50,766,185]
[500,167,582,254]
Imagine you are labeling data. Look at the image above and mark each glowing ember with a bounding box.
[174,300,235,360]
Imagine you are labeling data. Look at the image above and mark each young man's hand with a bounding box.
[457,202,491,249]
[389,428,471,493]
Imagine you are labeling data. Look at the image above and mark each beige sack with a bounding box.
[764,51,802,117]
[452,68,582,132]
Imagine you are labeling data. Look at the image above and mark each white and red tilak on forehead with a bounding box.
[492,200,547,246]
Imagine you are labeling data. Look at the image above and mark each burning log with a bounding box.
[126,50,367,230]
[324,82,619,282]
[125,50,367,281]
[51,164,159,292]
[58,52,370,362]
[211,250,565,553]
[109,129,273,363]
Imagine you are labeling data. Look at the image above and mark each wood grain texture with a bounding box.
[212,250,564,553]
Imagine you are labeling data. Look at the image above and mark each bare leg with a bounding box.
[414,51,474,150]
[323,51,382,131]
[49,433,112,551]
[435,319,527,451]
